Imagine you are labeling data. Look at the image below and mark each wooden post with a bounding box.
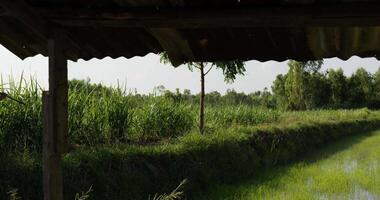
[43,31,68,200]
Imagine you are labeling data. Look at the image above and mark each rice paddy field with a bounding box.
[197,129,380,200]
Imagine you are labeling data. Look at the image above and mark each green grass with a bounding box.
[197,130,380,200]
[2,77,380,200]
[0,77,281,153]
[2,76,375,154]
[2,111,379,200]
[206,106,279,127]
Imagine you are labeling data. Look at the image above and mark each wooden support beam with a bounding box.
[43,31,68,200]
[42,3,380,28]
[149,28,194,66]
[42,91,62,200]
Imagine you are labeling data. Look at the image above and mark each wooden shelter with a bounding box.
[1,0,380,199]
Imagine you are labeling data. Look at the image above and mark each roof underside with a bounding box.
[1,0,380,65]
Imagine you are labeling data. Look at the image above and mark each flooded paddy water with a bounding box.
[197,130,380,200]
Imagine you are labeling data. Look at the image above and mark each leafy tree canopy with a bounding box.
[160,52,246,83]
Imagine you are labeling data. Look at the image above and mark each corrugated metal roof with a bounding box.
[26,0,380,9]
[1,0,380,65]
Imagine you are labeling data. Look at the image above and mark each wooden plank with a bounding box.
[42,30,68,200]
[41,3,380,28]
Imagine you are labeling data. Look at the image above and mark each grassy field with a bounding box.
[2,108,379,199]
[197,130,380,200]
[0,78,281,154]
[2,78,380,199]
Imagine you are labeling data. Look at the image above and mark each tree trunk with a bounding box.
[199,62,205,134]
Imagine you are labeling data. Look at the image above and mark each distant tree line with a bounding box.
[158,60,380,110]
[272,60,380,110]
[154,86,276,109]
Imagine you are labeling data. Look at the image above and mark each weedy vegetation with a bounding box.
[1,76,380,199]
[0,77,281,154]
[150,180,187,200]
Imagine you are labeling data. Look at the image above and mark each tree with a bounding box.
[284,60,310,110]
[274,60,324,110]
[306,71,331,109]
[153,85,166,96]
[224,89,239,105]
[347,68,373,107]
[272,74,288,110]
[372,68,380,108]
[260,87,275,108]
[160,53,246,134]
[302,60,324,74]
[205,91,221,106]
[327,68,347,107]
[248,91,264,107]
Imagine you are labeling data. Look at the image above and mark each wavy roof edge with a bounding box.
[1,1,380,65]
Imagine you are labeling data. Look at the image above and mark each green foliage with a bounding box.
[160,52,246,84]
[133,100,195,138]
[206,106,279,127]
[284,60,310,110]
[3,73,380,199]
[272,61,380,110]
[3,71,380,154]
[0,76,280,155]
[68,79,134,145]
[212,60,246,83]
[327,68,347,107]
[0,75,42,153]
[347,67,373,107]
[160,52,246,134]
[272,74,287,110]
[199,129,380,200]
[159,88,275,109]
[279,60,329,110]
[159,52,171,65]
[150,180,187,200]
[0,78,198,153]
[2,109,380,200]
[301,60,323,73]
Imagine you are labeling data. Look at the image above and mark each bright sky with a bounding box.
[0,45,379,94]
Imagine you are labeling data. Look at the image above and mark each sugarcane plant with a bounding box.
[0,92,26,105]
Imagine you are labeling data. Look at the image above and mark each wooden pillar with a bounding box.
[43,31,68,200]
